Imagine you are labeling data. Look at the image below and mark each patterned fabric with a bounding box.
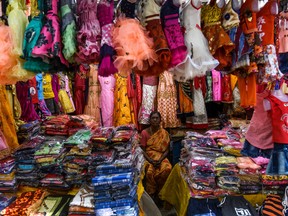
[32,0,68,66]
[1,189,47,216]
[261,194,284,216]
[144,128,172,196]
[84,64,101,123]
[157,71,180,128]
[138,83,157,125]
[201,0,235,69]
[113,73,135,127]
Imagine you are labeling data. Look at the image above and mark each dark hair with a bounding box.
[149,111,161,120]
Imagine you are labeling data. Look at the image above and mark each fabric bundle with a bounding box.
[17,120,40,144]
[14,136,45,187]
[91,125,141,216]
[0,156,16,192]
[68,185,95,215]
[63,145,92,186]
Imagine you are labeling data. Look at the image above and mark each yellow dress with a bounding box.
[5,0,34,83]
[113,73,135,126]
[58,89,75,114]
[0,85,19,152]
[42,74,55,99]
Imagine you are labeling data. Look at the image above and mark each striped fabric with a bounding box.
[262,194,284,216]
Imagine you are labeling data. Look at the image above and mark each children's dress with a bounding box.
[174,0,219,82]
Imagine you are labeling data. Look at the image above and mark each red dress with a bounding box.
[267,95,288,144]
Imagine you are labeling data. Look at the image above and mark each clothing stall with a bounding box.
[0,0,288,215]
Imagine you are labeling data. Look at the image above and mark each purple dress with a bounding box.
[16,82,40,122]
[32,0,68,67]
[98,75,115,127]
[75,0,101,64]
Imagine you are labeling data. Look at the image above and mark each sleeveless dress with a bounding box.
[84,64,101,124]
[173,0,219,82]
[22,13,52,72]
[160,0,187,68]
[113,73,136,127]
[32,0,68,67]
[201,0,235,70]
[157,71,180,128]
[76,0,101,64]
[99,75,115,127]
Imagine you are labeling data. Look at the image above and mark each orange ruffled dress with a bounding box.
[201,0,235,70]
[112,17,157,73]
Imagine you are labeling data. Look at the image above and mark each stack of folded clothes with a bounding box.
[217,139,243,157]
[63,129,92,148]
[68,184,95,216]
[0,157,17,192]
[34,195,73,215]
[261,175,288,195]
[0,194,16,212]
[14,136,45,187]
[88,149,116,178]
[92,126,139,216]
[43,115,71,136]
[90,127,114,151]
[43,115,86,136]
[215,156,240,194]
[236,157,262,194]
[35,137,69,190]
[181,132,222,198]
[17,120,41,144]
[63,145,93,186]
[93,171,138,216]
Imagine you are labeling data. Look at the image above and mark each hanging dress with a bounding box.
[173,0,219,82]
[60,0,77,63]
[75,0,101,64]
[74,65,88,115]
[135,0,171,76]
[157,71,180,128]
[160,0,187,69]
[98,75,116,127]
[22,12,52,73]
[138,76,158,125]
[201,0,235,70]
[84,64,101,124]
[112,17,157,73]
[113,73,136,127]
[257,1,282,83]
[0,1,34,84]
[0,85,19,152]
[16,81,40,122]
[97,0,118,76]
[32,0,68,67]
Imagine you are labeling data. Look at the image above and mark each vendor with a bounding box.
[140,111,172,200]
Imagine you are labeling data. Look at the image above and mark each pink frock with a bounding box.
[32,0,68,66]
[84,64,101,124]
[98,75,116,127]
